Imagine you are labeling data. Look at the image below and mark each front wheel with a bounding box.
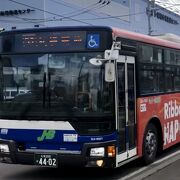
[143,123,158,165]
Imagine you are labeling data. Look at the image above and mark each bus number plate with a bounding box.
[35,154,58,168]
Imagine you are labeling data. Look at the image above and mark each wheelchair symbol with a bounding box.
[88,35,98,48]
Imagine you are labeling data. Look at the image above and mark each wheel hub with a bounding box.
[145,131,157,157]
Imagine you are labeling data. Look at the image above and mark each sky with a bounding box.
[155,0,180,15]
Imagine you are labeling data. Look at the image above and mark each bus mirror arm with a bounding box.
[89,41,120,64]
[104,41,121,60]
[89,41,120,82]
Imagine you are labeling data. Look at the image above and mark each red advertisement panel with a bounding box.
[137,93,180,156]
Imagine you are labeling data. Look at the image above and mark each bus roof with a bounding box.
[153,33,180,44]
[1,26,180,50]
[0,26,112,35]
[112,27,180,50]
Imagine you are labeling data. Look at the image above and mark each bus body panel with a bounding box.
[0,120,117,168]
[0,120,117,152]
[137,93,180,157]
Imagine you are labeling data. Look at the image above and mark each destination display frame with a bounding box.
[0,29,112,54]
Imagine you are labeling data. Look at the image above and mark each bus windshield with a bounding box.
[0,52,115,120]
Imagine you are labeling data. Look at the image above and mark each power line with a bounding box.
[0,7,147,24]
[55,0,122,23]
[50,0,135,22]
[7,0,93,25]
[48,0,111,21]
[62,1,111,19]
[7,11,146,23]
[63,1,111,19]
[2,0,178,26]
[3,0,132,24]
[50,0,100,17]
[13,15,46,26]
[0,18,44,24]
[68,11,146,21]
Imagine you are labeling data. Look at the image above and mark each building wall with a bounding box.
[0,0,179,36]
[150,5,180,35]
[0,0,45,29]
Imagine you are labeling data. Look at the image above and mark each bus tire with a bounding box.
[142,123,158,165]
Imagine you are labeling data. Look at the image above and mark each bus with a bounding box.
[0,26,179,168]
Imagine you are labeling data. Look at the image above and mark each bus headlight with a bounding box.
[0,144,10,153]
[90,147,105,157]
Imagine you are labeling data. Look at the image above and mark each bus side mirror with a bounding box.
[104,49,118,82]
[105,62,115,82]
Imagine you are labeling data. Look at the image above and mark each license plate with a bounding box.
[35,153,58,168]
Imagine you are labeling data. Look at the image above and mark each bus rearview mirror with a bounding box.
[89,58,103,66]
[105,62,115,82]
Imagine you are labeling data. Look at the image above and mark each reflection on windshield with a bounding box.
[0,53,114,120]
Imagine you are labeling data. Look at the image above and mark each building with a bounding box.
[0,0,179,35]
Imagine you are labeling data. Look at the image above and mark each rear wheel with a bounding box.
[143,123,158,165]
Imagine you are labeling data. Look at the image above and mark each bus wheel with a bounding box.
[143,123,158,165]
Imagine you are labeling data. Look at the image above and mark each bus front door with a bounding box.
[116,55,137,166]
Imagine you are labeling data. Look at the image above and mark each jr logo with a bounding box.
[37,130,56,142]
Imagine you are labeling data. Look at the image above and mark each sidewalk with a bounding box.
[121,148,180,180]
[143,159,180,180]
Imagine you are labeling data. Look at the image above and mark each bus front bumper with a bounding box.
[0,139,116,168]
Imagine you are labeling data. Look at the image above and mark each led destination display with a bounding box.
[15,31,86,52]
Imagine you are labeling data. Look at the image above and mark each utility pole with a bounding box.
[147,0,155,35]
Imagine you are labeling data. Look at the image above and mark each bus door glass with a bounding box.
[116,55,137,164]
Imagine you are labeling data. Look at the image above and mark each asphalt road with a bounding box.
[0,163,140,180]
[0,144,179,180]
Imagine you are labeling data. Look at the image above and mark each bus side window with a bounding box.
[176,52,180,65]
[141,45,153,63]
[153,48,162,63]
[165,67,174,92]
[164,49,176,65]
[164,67,180,92]
[139,65,164,94]
[174,67,180,91]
